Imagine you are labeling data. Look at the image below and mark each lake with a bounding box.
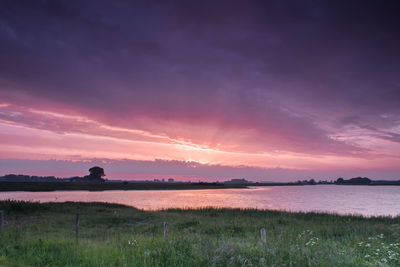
[1,185,399,217]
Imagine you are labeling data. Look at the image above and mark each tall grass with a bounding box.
[0,200,399,266]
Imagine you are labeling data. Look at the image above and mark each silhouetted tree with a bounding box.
[88,166,105,179]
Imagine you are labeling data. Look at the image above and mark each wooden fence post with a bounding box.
[76,213,80,243]
[0,210,3,232]
[164,222,168,239]
[260,228,266,244]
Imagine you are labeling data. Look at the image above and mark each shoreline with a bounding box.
[2,181,399,192]
[1,200,398,219]
[0,181,248,192]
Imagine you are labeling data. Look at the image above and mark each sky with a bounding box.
[0,0,400,181]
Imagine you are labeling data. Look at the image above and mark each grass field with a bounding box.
[0,200,399,266]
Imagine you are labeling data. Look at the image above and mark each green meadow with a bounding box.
[0,200,399,266]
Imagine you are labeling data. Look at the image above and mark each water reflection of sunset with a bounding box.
[1,186,399,217]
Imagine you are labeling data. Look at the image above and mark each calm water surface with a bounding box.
[1,185,399,217]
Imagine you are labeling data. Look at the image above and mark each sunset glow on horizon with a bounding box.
[1,1,400,181]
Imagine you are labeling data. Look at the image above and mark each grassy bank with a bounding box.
[0,182,246,192]
[0,201,399,266]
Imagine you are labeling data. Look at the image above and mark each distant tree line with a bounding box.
[0,166,106,184]
[335,177,400,185]
[292,179,334,185]
[0,174,63,182]
[1,171,399,185]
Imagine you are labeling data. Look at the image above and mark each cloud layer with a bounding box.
[0,1,399,180]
